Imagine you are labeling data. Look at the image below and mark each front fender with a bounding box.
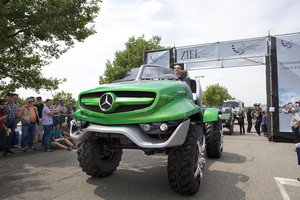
[203,108,221,123]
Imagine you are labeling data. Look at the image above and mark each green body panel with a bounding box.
[75,80,203,124]
[203,108,221,123]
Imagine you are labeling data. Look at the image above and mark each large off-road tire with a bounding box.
[77,138,123,177]
[167,124,205,195]
[205,118,223,158]
[77,141,86,171]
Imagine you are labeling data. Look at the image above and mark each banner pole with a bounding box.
[268,31,274,139]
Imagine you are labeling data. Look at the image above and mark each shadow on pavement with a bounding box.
[0,168,52,199]
[212,152,247,164]
[85,151,249,200]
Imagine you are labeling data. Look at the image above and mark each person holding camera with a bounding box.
[42,99,56,152]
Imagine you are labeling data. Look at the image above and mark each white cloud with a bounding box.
[137,0,164,20]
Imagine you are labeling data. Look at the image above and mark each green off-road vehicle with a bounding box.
[70,65,223,195]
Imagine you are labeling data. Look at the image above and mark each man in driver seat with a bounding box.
[174,65,187,83]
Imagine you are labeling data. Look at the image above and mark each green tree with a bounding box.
[202,84,232,107]
[99,34,168,84]
[17,96,26,107]
[0,0,102,96]
[52,90,75,107]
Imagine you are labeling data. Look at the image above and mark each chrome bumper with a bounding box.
[70,119,190,148]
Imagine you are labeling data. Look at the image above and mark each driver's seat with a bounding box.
[181,70,191,87]
[181,70,202,108]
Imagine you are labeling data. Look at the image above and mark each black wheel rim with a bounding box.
[97,144,117,164]
[101,151,116,164]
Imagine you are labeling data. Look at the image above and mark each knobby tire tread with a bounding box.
[167,124,202,195]
[77,138,122,177]
[205,119,222,158]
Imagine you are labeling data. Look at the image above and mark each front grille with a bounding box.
[80,91,156,114]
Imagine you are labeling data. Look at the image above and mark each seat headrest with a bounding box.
[181,70,187,78]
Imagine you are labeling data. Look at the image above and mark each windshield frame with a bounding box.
[113,65,177,82]
[136,65,177,81]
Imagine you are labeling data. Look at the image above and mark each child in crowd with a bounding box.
[261,111,267,137]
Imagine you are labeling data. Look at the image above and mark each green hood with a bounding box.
[75,80,203,124]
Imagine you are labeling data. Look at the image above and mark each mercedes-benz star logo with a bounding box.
[99,93,114,111]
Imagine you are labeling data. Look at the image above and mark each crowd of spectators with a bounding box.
[0,93,78,158]
[245,106,267,137]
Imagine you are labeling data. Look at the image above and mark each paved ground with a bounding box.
[0,124,299,200]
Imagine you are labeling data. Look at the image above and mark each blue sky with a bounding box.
[16,0,300,106]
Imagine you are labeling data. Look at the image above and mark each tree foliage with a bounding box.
[202,84,232,107]
[99,35,168,84]
[17,97,26,107]
[52,90,75,106]
[0,0,102,96]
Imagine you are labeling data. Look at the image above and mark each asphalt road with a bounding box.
[0,124,300,200]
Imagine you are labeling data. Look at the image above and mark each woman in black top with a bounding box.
[238,110,245,134]
[255,107,262,136]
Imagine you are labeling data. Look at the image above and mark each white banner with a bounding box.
[146,50,170,68]
[277,34,300,132]
[176,38,267,69]
[176,44,218,63]
[218,38,267,59]
[185,57,264,70]
[222,57,265,67]
[185,60,221,70]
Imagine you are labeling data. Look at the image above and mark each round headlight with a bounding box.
[144,124,151,132]
[160,123,168,132]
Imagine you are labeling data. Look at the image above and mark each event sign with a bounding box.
[218,38,267,59]
[185,56,265,70]
[176,44,218,63]
[176,38,267,67]
[276,33,300,132]
[146,49,170,68]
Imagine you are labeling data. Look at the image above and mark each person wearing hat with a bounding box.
[3,93,17,155]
